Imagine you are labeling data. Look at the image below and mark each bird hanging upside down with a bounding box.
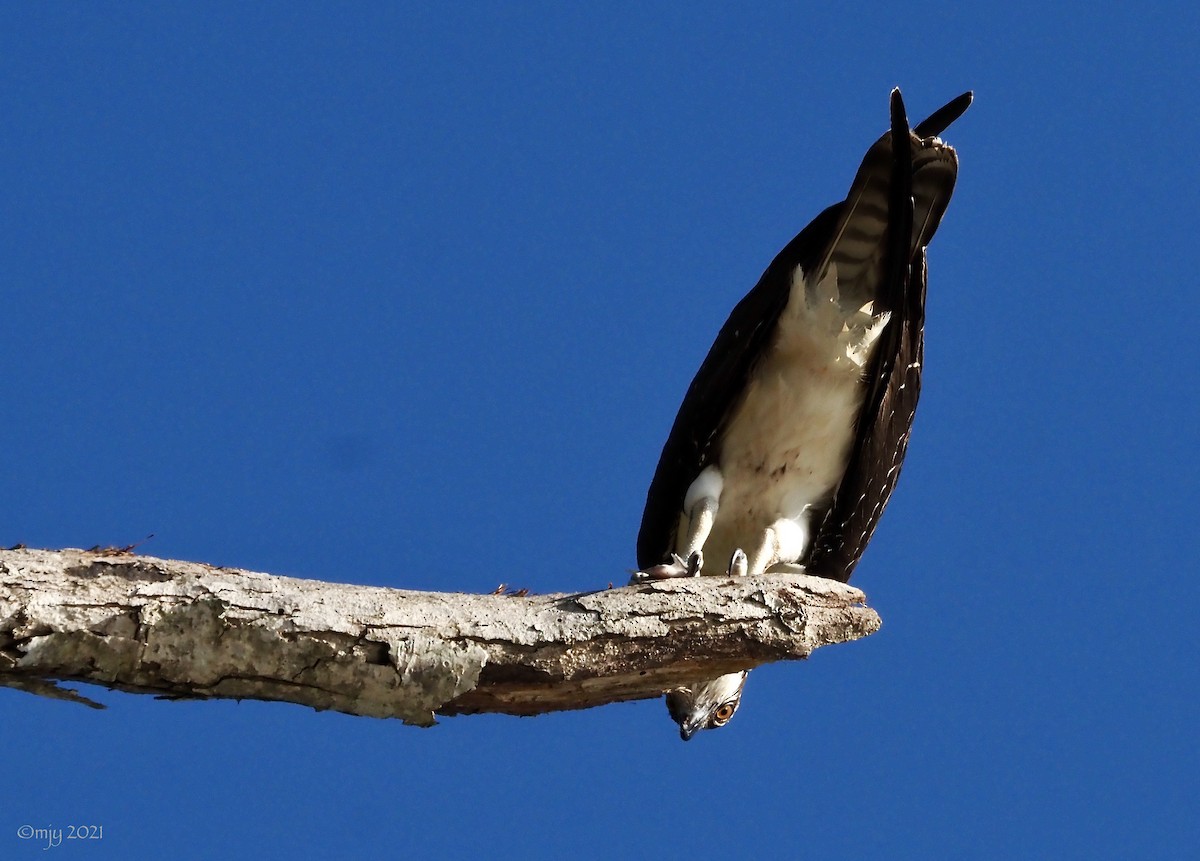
[633,89,971,740]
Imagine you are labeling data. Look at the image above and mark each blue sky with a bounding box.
[2,3,1197,859]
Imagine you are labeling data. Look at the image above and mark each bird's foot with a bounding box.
[726,549,748,577]
[629,551,705,584]
[629,554,690,584]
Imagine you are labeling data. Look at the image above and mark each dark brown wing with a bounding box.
[804,91,964,581]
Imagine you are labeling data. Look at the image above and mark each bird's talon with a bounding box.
[631,553,691,583]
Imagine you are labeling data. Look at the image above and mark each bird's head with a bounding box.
[664,671,748,741]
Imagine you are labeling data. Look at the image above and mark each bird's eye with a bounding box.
[713,703,736,723]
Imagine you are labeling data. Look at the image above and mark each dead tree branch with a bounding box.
[0,547,880,725]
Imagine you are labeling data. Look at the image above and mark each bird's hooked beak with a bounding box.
[678,719,703,742]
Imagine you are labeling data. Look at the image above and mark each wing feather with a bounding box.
[805,93,960,580]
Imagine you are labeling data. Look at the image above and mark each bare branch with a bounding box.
[0,547,880,726]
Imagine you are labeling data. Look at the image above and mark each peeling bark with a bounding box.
[0,547,881,726]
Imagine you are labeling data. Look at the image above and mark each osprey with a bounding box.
[634,89,971,740]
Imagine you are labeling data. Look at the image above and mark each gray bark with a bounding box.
[0,547,881,726]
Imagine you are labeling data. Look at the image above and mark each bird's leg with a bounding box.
[744,515,811,578]
[743,528,778,578]
[631,465,723,582]
[679,496,717,577]
[678,465,723,577]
